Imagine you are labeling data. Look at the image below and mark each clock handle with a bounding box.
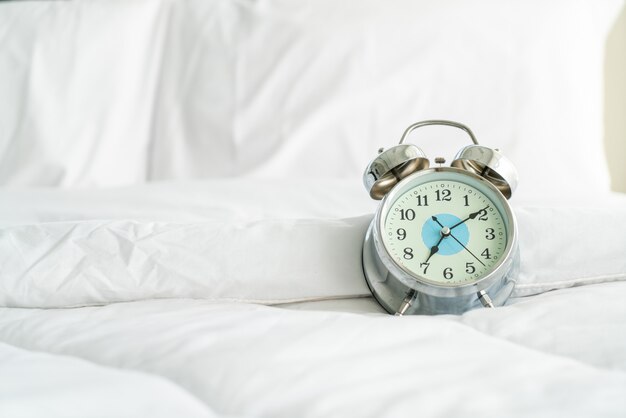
[399,120,479,146]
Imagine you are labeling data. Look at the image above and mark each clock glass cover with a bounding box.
[381,172,508,286]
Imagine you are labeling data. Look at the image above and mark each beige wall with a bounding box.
[605,3,626,193]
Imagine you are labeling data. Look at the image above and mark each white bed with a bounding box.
[1,1,626,417]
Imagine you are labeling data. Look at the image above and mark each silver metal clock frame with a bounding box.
[362,167,519,316]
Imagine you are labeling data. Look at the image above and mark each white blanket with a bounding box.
[1,295,626,417]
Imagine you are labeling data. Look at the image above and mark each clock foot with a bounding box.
[477,290,495,308]
[394,290,417,316]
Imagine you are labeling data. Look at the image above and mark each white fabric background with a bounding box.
[0,0,622,197]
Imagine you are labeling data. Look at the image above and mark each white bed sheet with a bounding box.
[0,180,625,417]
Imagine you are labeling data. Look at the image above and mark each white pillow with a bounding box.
[1,191,625,309]
[0,0,160,187]
[144,0,622,197]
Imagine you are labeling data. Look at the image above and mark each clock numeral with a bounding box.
[443,267,453,280]
[435,189,451,202]
[485,228,495,240]
[463,195,470,207]
[419,262,430,274]
[478,210,488,221]
[399,209,415,221]
[403,248,414,260]
[416,195,429,206]
[465,262,475,274]
[396,228,406,241]
[481,248,492,259]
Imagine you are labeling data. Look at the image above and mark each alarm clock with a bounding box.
[362,120,519,315]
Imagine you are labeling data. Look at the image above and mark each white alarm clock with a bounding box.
[362,120,519,315]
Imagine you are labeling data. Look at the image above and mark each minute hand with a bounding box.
[450,205,490,230]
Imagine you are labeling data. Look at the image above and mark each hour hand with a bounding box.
[425,216,450,263]
[425,235,444,263]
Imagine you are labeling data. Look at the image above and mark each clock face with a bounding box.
[381,173,508,286]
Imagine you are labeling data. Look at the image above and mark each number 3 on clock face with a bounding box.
[381,174,508,286]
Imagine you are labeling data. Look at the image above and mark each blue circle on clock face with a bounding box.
[421,213,470,256]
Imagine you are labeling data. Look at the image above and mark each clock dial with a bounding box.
[382,178,507,285]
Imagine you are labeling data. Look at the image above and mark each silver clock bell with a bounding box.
[362,120,520,315]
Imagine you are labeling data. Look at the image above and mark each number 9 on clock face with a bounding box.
[380,171,509,286]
